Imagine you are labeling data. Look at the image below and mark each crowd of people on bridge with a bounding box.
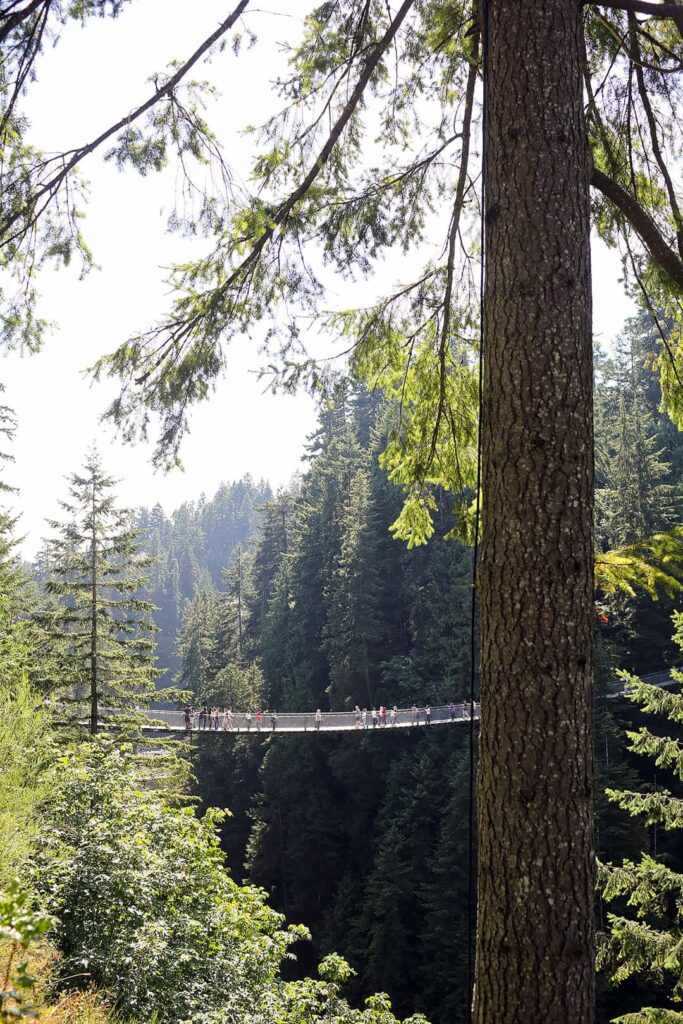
[182,701,474,732]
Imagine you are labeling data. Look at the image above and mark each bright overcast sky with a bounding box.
[1,0,634,556]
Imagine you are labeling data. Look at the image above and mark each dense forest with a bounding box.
[1,309,682,1024]
[2,304,683,1023]
[131,314,679,1024]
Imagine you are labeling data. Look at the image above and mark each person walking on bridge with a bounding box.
[256,709,262,731]
[246,710,252,731]
[411,704,418,726]
[371,707,378,729]
[199,707,208,730]
[390,705,397,727]
[354,705,361,728]
[362,708,368,730]
[425,705,431,725]
[315,708,322,731]
[380,705,387,727]
[271,710,278,731]
[449,702,456,722]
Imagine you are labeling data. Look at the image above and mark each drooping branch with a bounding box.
[628,14,683,259]
[428,37,479,477]
[584,0,683,34]
[132,0,418,386]
[0,0,44,45]
[591,166,683,289]
[0,0,251,244]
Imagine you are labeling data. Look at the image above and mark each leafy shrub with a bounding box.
[0,879,53,1022]
[34,739,303,1022]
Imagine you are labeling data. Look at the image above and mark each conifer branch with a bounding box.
[427,32,479,478]
[628,15,683,259]
[591,166,683,289]
[0,0,251,245]
[131,0,418,387]
[0,0,44,45]
[585,0,683,34]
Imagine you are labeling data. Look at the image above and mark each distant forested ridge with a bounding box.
[135,477,272,680]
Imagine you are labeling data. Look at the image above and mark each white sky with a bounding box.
[1,0,635,556]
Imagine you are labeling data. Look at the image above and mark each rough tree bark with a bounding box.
[474,1,595,1021]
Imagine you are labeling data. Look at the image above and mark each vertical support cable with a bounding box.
[466,0,488,1019]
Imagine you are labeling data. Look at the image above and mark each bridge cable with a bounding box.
[466,0,488,1019]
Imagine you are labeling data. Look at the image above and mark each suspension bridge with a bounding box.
[138,668,679,735]
[145,703,479,734]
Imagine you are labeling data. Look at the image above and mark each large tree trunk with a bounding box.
[474,1,595,1021]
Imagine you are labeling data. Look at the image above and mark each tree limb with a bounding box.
[591,166,683,288]
[0,0,251,243]
[0,0,45,46]
[584,0,683,34]
[628,13,683,259]
[428,33,479,477]
[133,0,418,385]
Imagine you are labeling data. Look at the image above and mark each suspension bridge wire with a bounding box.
[466,0,488,1018]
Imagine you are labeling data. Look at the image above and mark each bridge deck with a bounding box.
[145,704,480,734]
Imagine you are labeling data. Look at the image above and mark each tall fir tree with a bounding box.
[0,388,56,685]
[325,465,382,708]
[595,319,683,672]
[41,448,159,735]
[598,614,683,1022]
[176,583,218,698]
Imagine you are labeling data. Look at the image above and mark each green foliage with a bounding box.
[176,584,218,695]
[595,530,683,602]
[0,677,55,889]
[594,315,683,672]
[325,466,383,706]
[31,739,421,1024]
[598,615,683,1018]
[0,880,54,1023]
[613,1012,683,1023]
[57,0,677,566]
[175,548,263,710]
[137,476,271,679]
[32,739,302,1023]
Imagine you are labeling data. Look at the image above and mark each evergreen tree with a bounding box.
[176,584,218,698]
[598,405,678,552]
[219,544,252,666]
[5,4,683,1017]
[250,491,295,641]
[598,614,683,1022]
[136,476,271,679]
[595,320,683,672]
[325,466,382,708]
[259,556,298,710]
[41,449,159,735]
[0,389,50,680]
